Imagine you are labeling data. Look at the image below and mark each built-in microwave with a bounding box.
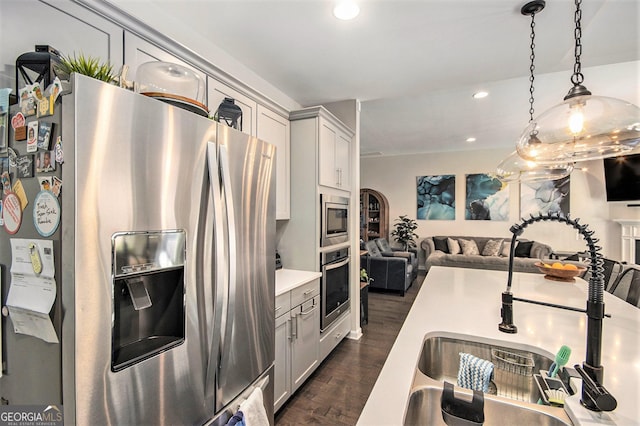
[320,194,349,247]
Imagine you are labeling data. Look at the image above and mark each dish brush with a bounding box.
[548,345,572,378]
[545,389,567,406]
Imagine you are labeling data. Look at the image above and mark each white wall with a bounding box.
[361,148,640,263]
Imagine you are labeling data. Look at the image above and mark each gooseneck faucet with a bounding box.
[498,212,617,412]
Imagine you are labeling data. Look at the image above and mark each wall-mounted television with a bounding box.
[603,153,640,202]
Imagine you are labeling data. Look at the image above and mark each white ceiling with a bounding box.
[108,0,639,156]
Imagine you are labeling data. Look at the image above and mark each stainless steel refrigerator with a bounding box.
[0,74,276,425]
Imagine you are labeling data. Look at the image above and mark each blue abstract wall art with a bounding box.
[520,175,570,217]
[417,174,455,220]
[465,173,509,221]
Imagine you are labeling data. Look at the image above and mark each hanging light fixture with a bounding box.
[496,150,574,183]
[516,0,640,163]
[496,0,574,183]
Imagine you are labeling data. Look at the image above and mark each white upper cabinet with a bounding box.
[0,0,123,91]
[335,131,351,190]
[318,116,352,191]
[290,106,354,194]
[257,105,290,220]
[207,77,257,136]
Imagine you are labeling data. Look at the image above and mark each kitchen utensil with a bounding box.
[548,345,572,378]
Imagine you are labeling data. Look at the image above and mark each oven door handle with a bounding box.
[324,256,350,271]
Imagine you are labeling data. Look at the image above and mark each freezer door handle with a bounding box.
[205,141,227,399]
[217,144,238,375]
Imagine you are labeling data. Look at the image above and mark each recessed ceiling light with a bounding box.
[472,91,489,99]
[333,1,360,20]
[466,137,476,143]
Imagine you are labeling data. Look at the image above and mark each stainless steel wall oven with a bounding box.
[320,247,350,331]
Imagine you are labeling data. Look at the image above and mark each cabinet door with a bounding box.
[335,130,351,190]
[1,0,123,90]
[274,313,291,412]
[208,77,257,136]
[258,105,290,220]
[318,119,338,188]
[291,297,320,392]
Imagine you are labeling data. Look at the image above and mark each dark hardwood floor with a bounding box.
[275,272,426,425]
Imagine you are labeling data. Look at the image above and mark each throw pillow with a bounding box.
[447,238,461,255]
[434,237,449,253]
[500,241,512,257]
[482,239,503,256]
[459,238,480,256]
[514,241,534,258]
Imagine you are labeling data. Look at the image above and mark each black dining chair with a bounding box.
[608,265,640,308]
[569,253,624,292]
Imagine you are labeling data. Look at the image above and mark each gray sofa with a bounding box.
[421,236,553,274]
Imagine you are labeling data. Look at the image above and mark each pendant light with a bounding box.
[496,150,574,183]
[496,0,574,183]
[516,0,640,163]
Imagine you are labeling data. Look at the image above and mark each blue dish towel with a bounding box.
[225,411,245,426]
[457,352,494,393]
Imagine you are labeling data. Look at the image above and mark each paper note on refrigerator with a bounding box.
[6,238,58,343]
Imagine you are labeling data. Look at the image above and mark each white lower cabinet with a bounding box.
[274,308,291,411]
[274,279,319,412]
[291,296,320,391]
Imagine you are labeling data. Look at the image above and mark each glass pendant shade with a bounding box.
[516,93,640,162]
[496,150,574,183]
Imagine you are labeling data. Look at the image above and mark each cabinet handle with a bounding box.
[303,289,314,295]
[291,314,297,340]
[287,318,293,341]
[300,305,317,316]
[335,332,342,340]
[275,306,282,314]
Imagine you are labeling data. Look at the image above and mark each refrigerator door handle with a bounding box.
[217,144,238,375]
[205,141,227,399]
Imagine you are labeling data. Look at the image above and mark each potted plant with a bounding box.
[360,268,370,283]
[55,53,115,83]
[391,215,419,251]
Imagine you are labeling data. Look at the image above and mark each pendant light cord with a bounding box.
[528,11,538,123]
[571,0,584,87]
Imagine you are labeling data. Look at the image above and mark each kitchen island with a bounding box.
[357,266,640,425]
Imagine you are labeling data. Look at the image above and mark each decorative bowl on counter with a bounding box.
[534,261,587,282]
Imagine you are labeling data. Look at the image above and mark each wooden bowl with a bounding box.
[535,261,587,282]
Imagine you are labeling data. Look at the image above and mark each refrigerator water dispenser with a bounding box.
[111,231,186,372]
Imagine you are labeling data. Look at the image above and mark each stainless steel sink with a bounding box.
[404,385,572,425]
[404,333,573,425]
[417,334,554,403]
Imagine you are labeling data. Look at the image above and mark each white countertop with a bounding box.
[275,268,322,296]
[357,266,640,425]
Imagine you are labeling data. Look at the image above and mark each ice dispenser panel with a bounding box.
[111,230,186,372]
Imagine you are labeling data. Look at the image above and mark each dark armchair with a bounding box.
[608,265,640,308]
[362,240,413,296]
[374,238,418,281]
